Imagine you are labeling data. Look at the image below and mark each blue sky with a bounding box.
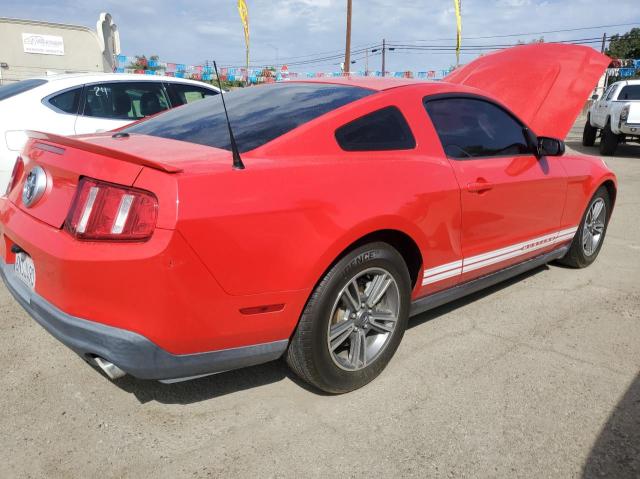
[2,0,639,73]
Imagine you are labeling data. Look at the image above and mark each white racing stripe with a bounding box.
[421,226,578,286]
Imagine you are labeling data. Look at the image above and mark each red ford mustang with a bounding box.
[0,44,616,393]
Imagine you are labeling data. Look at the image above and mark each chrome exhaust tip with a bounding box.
[94,357,126,380]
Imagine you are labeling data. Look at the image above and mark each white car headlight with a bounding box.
[5,130,29,152]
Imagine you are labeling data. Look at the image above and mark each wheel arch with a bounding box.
[310,227,425,294]
[341,229,423,289]
[601,179,617,212]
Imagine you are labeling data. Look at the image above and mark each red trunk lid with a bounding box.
[11,132,234,229]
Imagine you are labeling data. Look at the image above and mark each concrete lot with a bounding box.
[0,128,639,478]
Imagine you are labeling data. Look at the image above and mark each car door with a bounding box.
[74,81,171,134]
[593,84,618,127]
[423,96,567,281]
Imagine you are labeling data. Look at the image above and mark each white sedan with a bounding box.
[0,73,220,191]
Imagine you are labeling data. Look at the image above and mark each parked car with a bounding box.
[0,44,616,393]
[0,73,220,191]
[583,79,640,155]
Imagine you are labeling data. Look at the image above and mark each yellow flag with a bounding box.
[453,0,462,66]
[238,0,250,74]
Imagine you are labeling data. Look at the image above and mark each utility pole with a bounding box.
[344,0,352,75]
[382,38,386,77]
[365,48,369,76]
[600,32,607,53]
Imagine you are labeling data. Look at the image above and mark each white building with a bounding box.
[0,13,120,85]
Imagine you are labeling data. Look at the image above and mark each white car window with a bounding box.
[0,79,47,101]
[82,82,170,120]
[605,85,618,101]
[46,88,83,114]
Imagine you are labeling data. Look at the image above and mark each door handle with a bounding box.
[466,180,494,193]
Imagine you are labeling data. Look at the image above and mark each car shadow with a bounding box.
[105,358,332,405]
[582,371,640,478]
[408,264,547,329]
[565,140,640,158]
[107,264,551,405]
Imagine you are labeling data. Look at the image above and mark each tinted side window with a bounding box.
[424,97,529,159]
[168,83,218,106]
[83,82,170,120]
[618,85,640,100]
[335,106,415,151]
[47,88,82,114]
[605,85,618,101]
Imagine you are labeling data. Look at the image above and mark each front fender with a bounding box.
[560,154,617,228]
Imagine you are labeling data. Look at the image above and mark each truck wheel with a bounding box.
[286,242,411,394]
[582,115,597,146]
[599,120,619,156]
[558,186,610,269]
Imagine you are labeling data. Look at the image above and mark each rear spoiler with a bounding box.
[26,131,183,173]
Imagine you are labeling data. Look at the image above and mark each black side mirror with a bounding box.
[591,94,599,100]
[537,136,565,157]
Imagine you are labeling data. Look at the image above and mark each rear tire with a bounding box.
[582,115,597,147]
[287,242,411,394]
[558,186,611,268]
[599,120,619,156]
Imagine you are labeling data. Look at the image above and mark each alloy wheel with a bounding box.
[582,198,606,257]
[327,267,400,371]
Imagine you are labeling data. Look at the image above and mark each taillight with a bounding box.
[5,156,24,197]
[65,177,158,241]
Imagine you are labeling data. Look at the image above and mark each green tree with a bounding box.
[606,28,640,58]
[127,54,161,71]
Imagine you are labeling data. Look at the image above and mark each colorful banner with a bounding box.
[114,53,458,84]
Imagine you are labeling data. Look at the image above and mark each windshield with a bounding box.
[0,79,48,101]
[618,85,640,101]
[124,82,374,152]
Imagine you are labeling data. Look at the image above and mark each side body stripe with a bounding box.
[422,226,577,286]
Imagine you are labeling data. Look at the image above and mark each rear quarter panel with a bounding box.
[175,86,463,297]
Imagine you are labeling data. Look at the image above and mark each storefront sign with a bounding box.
[22,33,65,56]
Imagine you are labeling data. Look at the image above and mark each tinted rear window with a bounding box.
[47,88,82,114]
[125,83,374,152]
[335,106,415,151]
[0,79,48,101]
[618,85,640,101]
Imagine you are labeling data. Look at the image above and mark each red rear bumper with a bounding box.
[0,198,307,357]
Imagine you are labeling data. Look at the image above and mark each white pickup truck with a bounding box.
[583,79,640,155]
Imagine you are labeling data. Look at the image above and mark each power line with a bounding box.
[219,27,640,71]
[388,21,640,43]
[246,41,380,64]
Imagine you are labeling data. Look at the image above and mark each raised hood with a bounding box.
[444,43,610,139]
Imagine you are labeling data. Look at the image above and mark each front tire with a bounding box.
[286,242,411,393]
[582,115,597,147]
[558,186,611,268]
[599,120,619,156]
